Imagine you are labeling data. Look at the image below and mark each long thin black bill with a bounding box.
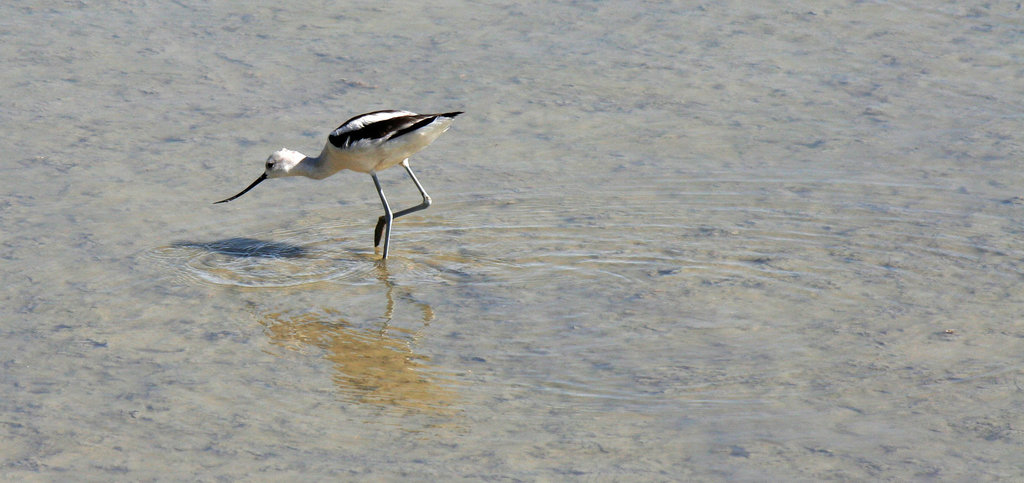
[214,173,267,204]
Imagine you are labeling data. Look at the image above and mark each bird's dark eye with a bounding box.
[266,162,275,170]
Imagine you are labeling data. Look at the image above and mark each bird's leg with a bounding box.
[374,159,432,247]
[371,172,392,259]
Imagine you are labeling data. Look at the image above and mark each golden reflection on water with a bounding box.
[259,267,457,414]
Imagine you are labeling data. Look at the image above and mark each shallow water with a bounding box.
[3,0,1024,479]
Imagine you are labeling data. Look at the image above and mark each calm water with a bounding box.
[3,0,1024,479]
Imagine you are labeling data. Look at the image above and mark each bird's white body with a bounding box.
[268,110,459,180]
[318,110,457,175]
[215,109,462,259]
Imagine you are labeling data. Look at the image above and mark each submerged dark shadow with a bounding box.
[172,238,308,259]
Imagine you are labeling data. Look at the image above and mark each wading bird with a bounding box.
[215,110,462,260]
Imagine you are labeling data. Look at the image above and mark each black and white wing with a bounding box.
[328,110,463,149]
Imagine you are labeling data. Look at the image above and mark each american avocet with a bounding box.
[215,110,462,260]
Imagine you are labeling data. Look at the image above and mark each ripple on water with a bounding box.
[435,178,1024,313]
[427,178,1024,411]
[147,225,382,288]
[150,175,1024,310]
[142,174,1024,414]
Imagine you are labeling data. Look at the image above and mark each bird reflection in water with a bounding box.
[259,268,456,413]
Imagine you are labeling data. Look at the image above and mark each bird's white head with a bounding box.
[213,148,309,204]
[264,148,307,179]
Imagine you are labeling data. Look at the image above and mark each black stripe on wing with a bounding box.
[329,112,425,148]
[328,111,463,149]
[336,110,405,130]
[390,111,463,138]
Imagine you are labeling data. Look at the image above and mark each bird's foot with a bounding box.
[374,216,386,247]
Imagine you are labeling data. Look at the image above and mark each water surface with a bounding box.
[2,0,1023,479]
